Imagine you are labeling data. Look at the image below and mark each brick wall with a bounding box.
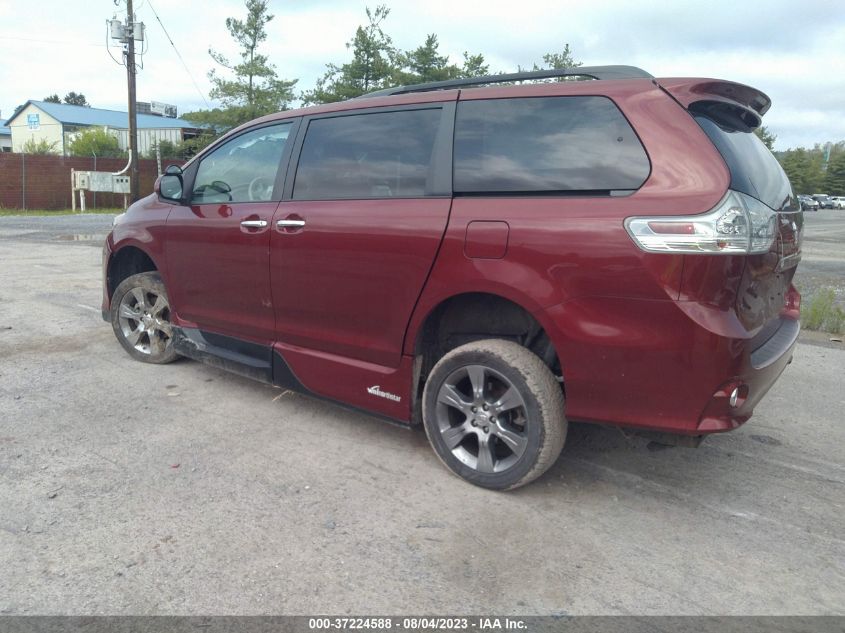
[0,154,185,210]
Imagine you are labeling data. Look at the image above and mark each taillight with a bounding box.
[625,190,777,255]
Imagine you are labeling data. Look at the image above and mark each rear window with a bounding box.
[453,96,650,194]
[694,115,795,211]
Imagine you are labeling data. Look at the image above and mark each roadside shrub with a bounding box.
[802,288,845,334]
[21,138,59,154]
[67,127,122,158]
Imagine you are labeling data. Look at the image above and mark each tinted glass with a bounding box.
[192,122,292,204]
[293,109,441,200]
[453,96,650,193]
[695,115,794,211]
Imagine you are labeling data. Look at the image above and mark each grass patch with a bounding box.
[0,208,123,217]
[802,288,845,334]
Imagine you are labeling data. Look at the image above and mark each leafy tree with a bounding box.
[779,146,826,194]
[180,133,217,157]
[67,127,122,157]
[21,138,59,154]
[63,92,89,107]
[181,108,242,135]
[44,94,61,104]
[154,139,182,160]
[824,151,845,195]
[302,5,398,104]
[145,139,183,160]
[303,8,492,104]
[754,126,777,150]
[396,34,455,84]
[460,52,489,78]
[205,0,297,128]
[516,45,582,81]
[393,35,490,85]
[538,44,581,70]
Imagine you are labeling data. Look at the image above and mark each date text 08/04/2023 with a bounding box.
[308,617,528,630]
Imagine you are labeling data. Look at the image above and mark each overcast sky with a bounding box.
[0,0,843,150]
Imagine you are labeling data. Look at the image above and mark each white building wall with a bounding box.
[116,128,184,156]
[9,104,64,154]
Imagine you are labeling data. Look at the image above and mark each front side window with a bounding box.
[293,108,441,200]
[454,96,650,194]
[191,122,292,204]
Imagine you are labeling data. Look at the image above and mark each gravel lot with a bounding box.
[0,211,843,615]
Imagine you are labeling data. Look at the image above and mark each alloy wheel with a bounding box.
[434,364,529,474]
[117,286,173,357]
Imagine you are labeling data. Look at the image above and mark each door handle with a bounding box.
[240,219,268,228]
[277,219,305,228]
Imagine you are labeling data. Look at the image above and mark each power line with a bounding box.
[145,0,211,109]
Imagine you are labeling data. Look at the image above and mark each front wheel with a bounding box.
[110,272,178,364]
[422,339,566,490]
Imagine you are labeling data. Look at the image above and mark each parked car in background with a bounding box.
[830,196,845,209]
[812,194,834,209]
[798,195,819,211]
[102,65,802,490]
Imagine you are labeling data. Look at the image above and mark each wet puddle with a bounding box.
[55,234,104,242]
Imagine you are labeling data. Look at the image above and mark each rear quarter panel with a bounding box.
[405,81,731,354]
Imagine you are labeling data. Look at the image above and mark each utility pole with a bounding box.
[108,2,144,204]
[125,0,140,203]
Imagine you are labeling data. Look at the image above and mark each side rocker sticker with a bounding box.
[367,385,402,402]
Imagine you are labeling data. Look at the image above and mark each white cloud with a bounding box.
[1,0,843,149]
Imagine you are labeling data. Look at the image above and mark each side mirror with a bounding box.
[156,164,184,202]
[156,174,183,202]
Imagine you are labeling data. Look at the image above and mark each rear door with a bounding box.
[693,113,802,331]
[270,103,455,368]
[165,120,297,343]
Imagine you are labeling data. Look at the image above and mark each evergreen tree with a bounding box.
[302,5,397,104]
[754,126,777,150]
[63,92,89,106]
[206,0,297,127]
[824,152,845,195]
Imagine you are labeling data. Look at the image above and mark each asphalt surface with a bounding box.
[0,211,843,615]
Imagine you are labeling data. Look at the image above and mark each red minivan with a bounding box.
[102,65,802,490]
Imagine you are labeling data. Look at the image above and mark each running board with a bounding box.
[172,327,273,384]
[171,326,411,426]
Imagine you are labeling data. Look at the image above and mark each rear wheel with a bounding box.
[422,339,566,490]
[110,272,178,364]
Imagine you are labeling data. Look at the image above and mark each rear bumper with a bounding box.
[696,317,798,432]
[541,296,799,435]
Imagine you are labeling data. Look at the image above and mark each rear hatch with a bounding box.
[661,79,802,333]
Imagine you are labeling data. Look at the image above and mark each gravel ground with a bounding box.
[0,212,843,615]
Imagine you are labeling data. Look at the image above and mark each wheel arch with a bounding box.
[106,244,161,300]
[410,291,563,384]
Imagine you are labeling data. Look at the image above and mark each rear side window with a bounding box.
[293,108,441,200]
[694,115,794,211]
[453,96,650,194]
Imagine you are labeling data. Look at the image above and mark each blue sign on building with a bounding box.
[27,113,40,130]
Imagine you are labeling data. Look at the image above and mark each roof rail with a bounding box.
[358,65,653,99]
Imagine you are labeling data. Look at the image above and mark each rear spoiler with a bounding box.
[657,78,772,130]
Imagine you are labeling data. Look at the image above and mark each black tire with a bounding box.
[422,339,566,490]
[110,272,178,364]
